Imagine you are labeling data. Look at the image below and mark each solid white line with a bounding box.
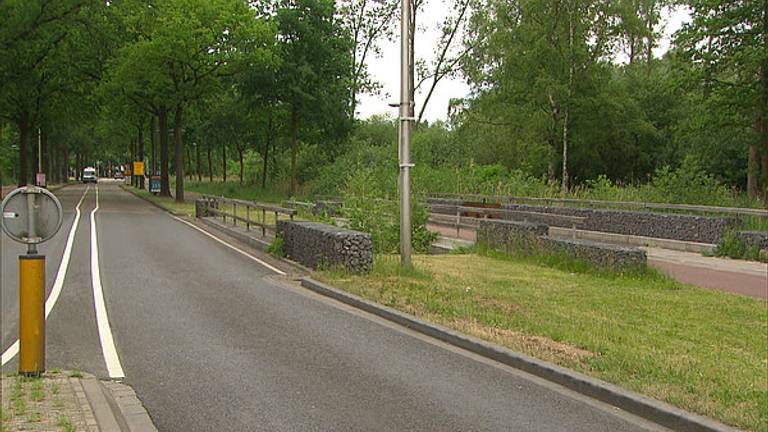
[90,184,125,378]
[2,185,90,366]
[169,215,287,276]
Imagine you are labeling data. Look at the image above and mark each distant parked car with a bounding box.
[82,167,98,183]
[114,171,124,179]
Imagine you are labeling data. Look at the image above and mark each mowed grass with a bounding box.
[121,186,196,217]
[320,253,768,431]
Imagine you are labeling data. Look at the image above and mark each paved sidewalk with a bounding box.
[1,371,156,432]
[645,247,767,299]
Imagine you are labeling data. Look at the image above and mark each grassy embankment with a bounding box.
[121,183,295,228]
[119,185,196,216]
[320,253,768,431]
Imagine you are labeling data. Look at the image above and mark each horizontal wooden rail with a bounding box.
[428,204,587,224]
[199,195,296,236]
[427,192,768,217]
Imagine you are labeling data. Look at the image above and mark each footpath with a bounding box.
[1,371,155,432]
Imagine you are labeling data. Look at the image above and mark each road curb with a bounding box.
[101,380,158,432]
[300,277,741,432]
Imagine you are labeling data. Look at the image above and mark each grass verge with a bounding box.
[319,253,768,431]
[120,185,196,217]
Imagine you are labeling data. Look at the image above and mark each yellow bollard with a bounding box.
[19,254,45,376]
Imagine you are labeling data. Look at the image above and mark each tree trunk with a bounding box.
[261,112,271,189]
[75,152,80,181]
[16,118,30,185]
[561,7,574,195]
[62,148,69,183]
[748,142,759,199]
[40,128,47,177]
[31,127,39,183]
[159,105,171,197]
[222,140,227,183]
[186,144,192,181]
[238,147,244,185]
[174,103,184,203]
[207,141,213,182]
[130,138,136,187]
[138,123,145,190]
[151,115,157,176]
[196,140,202,182]
[290,106,297,196]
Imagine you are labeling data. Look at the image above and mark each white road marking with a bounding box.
[2,185,90,366]
[90,184,125,378]
[170,215,287,276]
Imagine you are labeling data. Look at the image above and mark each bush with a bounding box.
[342,168,437,254]
[268,233,285,257]
[713,231,765,262]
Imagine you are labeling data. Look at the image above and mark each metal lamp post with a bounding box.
[398,0,414,268]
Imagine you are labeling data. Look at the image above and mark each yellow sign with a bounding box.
[133,161,145,176]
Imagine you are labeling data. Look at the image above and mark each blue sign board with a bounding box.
[150,176,161,194]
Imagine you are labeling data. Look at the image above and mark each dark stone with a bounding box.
[500,203,737,244]
[277,220,373,273]
[477,220,548,254]
[736,231,768,249]
[477,219,646,271]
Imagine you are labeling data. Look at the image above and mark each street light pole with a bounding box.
[37,128,42,174]
[399,0,413,268]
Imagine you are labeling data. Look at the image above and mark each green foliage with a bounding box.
[342,168,437,253]
[268,233,286,257]
[713,231,766,263]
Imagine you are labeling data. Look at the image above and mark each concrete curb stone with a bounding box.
[300,277,742,432]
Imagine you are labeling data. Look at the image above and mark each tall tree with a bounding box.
[676,0,768,199]
[276,0,354,196]
[339,0,398,118]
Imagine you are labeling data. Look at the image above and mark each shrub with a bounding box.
[342,168,437,254]
[713,231,765,262]
[268,233,285,257]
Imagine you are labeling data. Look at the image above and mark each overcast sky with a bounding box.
[356,5,692,122]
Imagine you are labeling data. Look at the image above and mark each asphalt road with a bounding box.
[2,183,670,431]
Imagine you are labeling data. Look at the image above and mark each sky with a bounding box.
[356,5,692,123]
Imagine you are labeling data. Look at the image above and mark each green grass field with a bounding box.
[320,254,768,431]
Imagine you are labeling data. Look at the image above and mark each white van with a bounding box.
[82,167,97,183]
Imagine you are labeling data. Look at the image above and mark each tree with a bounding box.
[0,0,97,185]
[275,0,354,196]
[339,0,398,118]
[415,0,472,124]
[462,0,623,191]
[676,0,768,200]
[104,0,275,201]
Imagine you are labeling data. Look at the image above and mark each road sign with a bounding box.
[35,172,46,188]
[150,176,161,193]
[1,186,63,245]
[133,161,145,176]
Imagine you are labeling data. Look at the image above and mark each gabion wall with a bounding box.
[277,220,373,273]
[478,219,647,271]
[736,231,768,249]
[498,204,736,244]
[476,220,549,253]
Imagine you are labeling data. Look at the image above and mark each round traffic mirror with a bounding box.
[1,186,63,245]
